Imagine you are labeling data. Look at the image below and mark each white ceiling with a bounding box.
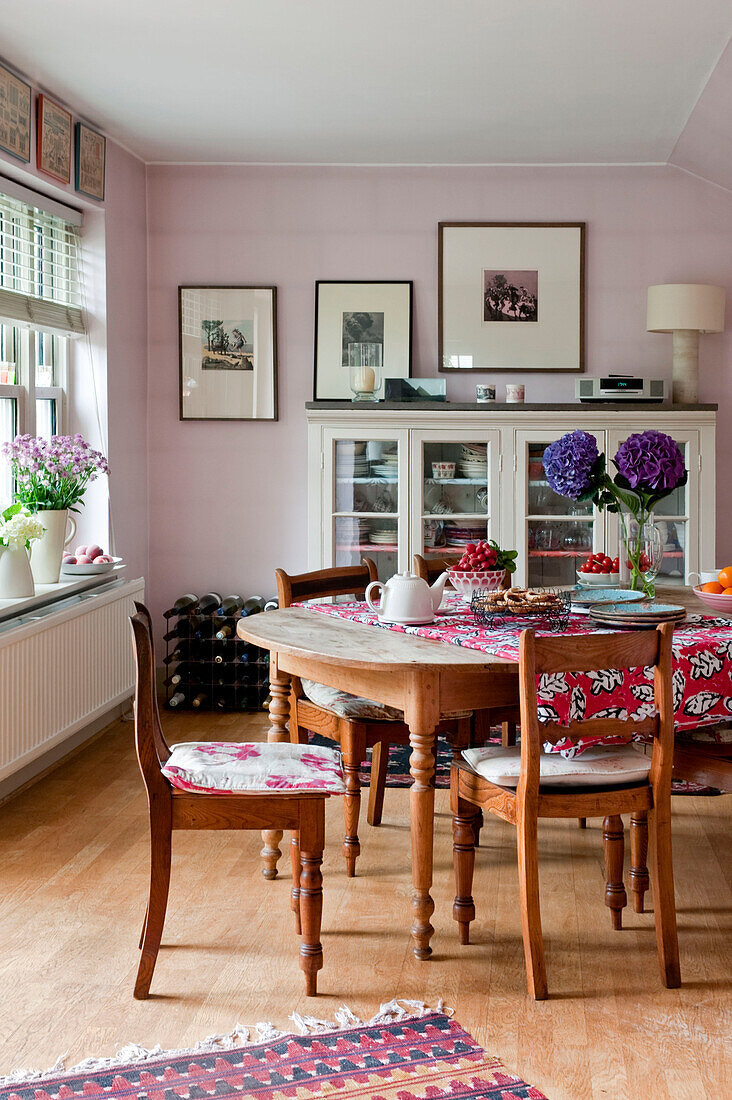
[2,0,731,165]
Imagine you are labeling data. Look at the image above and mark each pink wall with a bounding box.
[146,164,732,620]
[670,38,732,192]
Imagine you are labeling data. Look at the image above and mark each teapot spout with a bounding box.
[430,570,449,611]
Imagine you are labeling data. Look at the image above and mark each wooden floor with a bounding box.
[1,710,730,1099]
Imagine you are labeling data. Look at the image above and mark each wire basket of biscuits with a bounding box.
[470,586,571,632]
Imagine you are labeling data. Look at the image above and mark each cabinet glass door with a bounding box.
[325,430,407,581]
[411,430,501,566]
[516,429,605,587]
[606,428,699,587]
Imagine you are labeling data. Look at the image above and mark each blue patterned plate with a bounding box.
[570,587,646,606]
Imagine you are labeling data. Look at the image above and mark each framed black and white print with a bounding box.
[314,280,413,400]
[178,286,278,420]
[439,223,585,372]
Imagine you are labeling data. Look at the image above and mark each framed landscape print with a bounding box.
[178,286,278,421]
[439,223,585,372]
[313,280,412,400]
[75,123,106,200]
[0,63,31,162]
[36,94,72,183]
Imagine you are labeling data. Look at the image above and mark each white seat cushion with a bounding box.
[462,744,651,788]
[162,741,345,795]
[301,679,471,723]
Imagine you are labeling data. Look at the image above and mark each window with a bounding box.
[0,190,82,508]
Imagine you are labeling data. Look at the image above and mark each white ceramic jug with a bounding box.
[30,509,77,585]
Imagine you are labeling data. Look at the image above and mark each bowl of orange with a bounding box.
[693,566,732,613]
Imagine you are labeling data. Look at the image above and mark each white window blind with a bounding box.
[0,192,85,337]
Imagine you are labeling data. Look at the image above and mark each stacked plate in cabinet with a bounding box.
[588,602,686,629]
[338,517,371,544]
[369,520,398,545]
[371,449,398,478]
[458,443,488,480]
[336,442,369,478]
[443,521,487,548]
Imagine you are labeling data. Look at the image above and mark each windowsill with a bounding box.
[0,564,128,624]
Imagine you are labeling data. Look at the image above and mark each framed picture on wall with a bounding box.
[178,286,278,421]
[0,63,31,162]
[439,222,585,372]
[75,122,106,200]
[313,280,413,400]
[36,94,72,183]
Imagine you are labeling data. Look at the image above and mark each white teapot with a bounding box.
[365,569,448,625]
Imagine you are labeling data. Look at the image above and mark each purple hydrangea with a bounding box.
[542,430,599,500]
[614,430,685,492]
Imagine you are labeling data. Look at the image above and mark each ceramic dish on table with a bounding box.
[588,602,686,629]
[576,569,621,587]
[446,567,506,602]
[691,586,732,614]
[569,587,646,607]
[61,556,123,576]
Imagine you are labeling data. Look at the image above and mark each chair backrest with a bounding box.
[129,603,171,797]
[517,623,675,807]
[276,559,379,607]
[413,553,462,583]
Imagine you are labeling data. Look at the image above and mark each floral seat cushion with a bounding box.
[301,679,472,723]
[676,723,732,745]
[161,741,345,795]
[462,744,651,788]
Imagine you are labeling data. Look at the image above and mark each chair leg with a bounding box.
[342,756,362,877]
[138,902,148,949]
[452,799,479,944]
[578,818,587,829]
[298,800,325,996]
[516,810,547,1000]
[472,808,484,848]
[290,832,302,935]
[603,814,627,930]
[367,740,390,827]
[134,799,172,999]
[629,810,650,914]
[647,806,681,988]
[501,720,517,747]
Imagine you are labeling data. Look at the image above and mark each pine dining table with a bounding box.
[237,585,725,960]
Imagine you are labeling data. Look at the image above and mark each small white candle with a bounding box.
[354,365,376,393]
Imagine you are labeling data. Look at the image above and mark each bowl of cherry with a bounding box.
[447,540,507,601]
[577,552,620,586]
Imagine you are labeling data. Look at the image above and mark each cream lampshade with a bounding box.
[647,283,725,404]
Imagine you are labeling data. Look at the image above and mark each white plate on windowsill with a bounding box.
[61,556,124,575]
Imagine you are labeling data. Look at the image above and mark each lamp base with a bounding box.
[672,329,699,404]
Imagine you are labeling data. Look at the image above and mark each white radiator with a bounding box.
[0,577,145,783]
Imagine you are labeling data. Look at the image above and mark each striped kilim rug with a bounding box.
[0,1007,548,1100]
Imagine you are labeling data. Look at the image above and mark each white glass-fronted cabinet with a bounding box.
[606,427,700,587]
[410,429,502,564]
[515,428,605,588]
[322,427,409,580]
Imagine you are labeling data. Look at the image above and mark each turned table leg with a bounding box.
[406,676,440,960]
[629,810,650,913]
[261,653,290,880]
[603,813,627,930]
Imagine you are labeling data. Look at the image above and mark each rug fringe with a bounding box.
[0,1001,450,1088]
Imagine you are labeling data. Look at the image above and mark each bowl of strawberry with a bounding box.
[577,552,620,586]
[447,540,518,601]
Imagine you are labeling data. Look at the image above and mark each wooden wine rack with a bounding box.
[162,597,272,712]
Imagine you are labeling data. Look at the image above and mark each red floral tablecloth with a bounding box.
[303,597,732,756]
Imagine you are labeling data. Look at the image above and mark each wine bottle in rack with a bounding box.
[217,594,244,615]
[165,664,192,687]
[240,596,265,617]
[215,688,236,710]
[196,592,223,615]
[168,691,187,708]
[214,618,237,640]
[164,639,198,663]
[263,598,279,612]
[164,594,199,618]
[191,692,208,708]
[163,617,199,642]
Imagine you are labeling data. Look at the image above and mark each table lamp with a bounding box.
[647,283,725,404]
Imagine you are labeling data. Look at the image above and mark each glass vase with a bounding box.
[620,512,663,598]
[348,342,383,402]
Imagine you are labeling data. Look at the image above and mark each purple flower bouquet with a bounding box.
[543,429,687,596]
[1,434,109,513]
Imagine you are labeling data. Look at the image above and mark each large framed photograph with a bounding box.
[178,286,278,421]
[75,123,106,200]
[0,63,31,162]
[439,223,585,372]
[36,94,72,184]
[314,280,412,400]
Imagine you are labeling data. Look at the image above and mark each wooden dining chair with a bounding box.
[414,553,520,749]
[276,561,473,876]
[130,602,343,998]
[451,623,680,999]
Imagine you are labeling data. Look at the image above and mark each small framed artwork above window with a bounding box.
[36,94,73,184]
[178,286,278,421]
[75,123,106,201]
[439,222,585,373]
[313,280,413,400]
[0,63,31,162]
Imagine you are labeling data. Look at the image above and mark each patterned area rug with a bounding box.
[308,732,721,795]
[0,1006,547,1100]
